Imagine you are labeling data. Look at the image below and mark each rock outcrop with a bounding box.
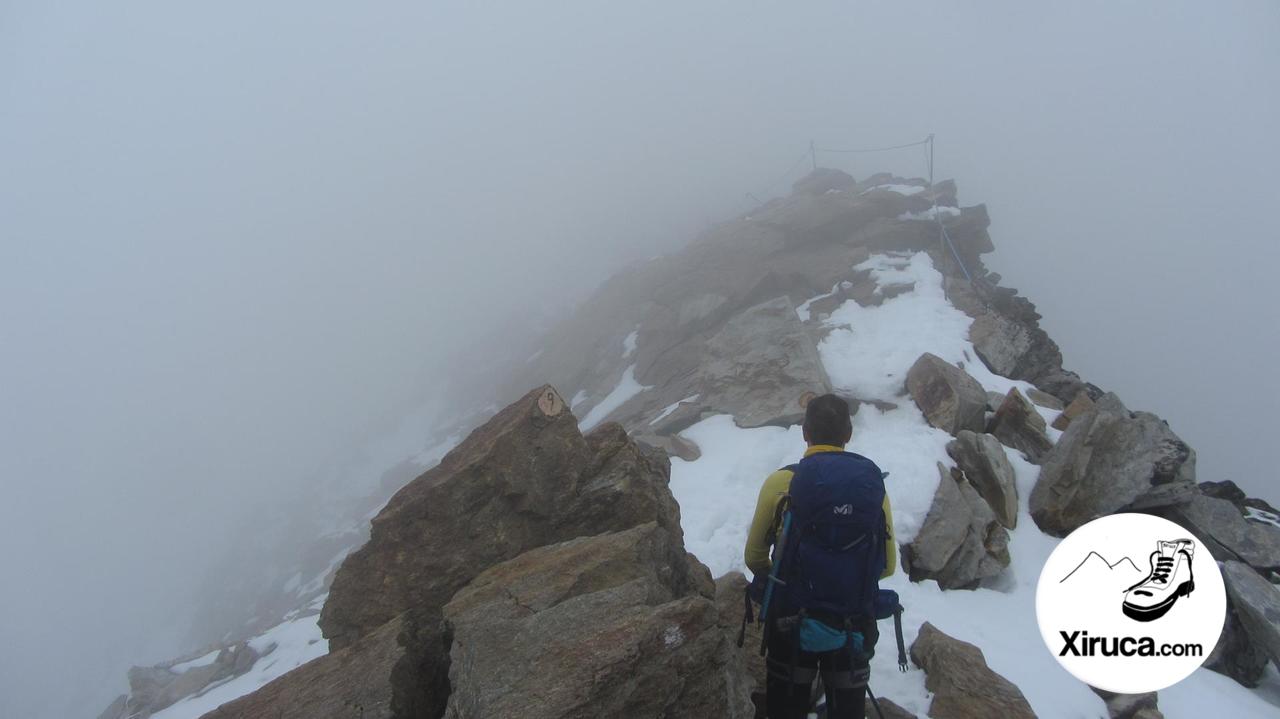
[906,353,987,436]
[1025,388,1063,411]
[203,611,441,719]
[1030,394,1196,536]
[696,295,832,428]
[903,463,1010,589]
[712,573,767,715]
[1206,592,1270,687]
[1034,370,1104,406]
[987,388,1053,463]
[108,642,260,719]
[320,385,681,649]
[946,431,1018,528]
[442,523,750,718]
[909,622,1035,719]
[1160,493,1280,572]
[1199,480,1280,517]
[968,310,1062,384]
[203,385,752,719]
[1050,392,1094,431]
[1221,561,1280,666]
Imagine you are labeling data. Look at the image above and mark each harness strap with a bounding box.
[822,665,870,690]
[766,656,817,684]
[787,610,805,697]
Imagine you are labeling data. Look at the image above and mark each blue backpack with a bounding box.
[777,451,888,620]
[748,451,907,672]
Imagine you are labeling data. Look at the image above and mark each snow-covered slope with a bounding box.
[666,250,1280,717]
[151,597,329,719]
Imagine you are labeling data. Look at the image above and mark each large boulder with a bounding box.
[1035,370,1104,406]
[441,523,750,718]
[201,611,441,719]
[1030,394,1196,537]
[908,622,1035,719]
[1199,479,1280,518]
[906,353,988,436]
[1025,388,1064,411]
[968,312,1062,383]
[1050,392,1094,431]
[1161,493,1280,572]
[712,573,766,714]
[986,388,1053,463]
[1221,561,1280,666]
[320,384,682,649]
[204,385,750,719]
[946,431,1018,528]
[792,167,857,197]
[697,295,832,428]
[1206,592,1270,687]
[903,464,1010,589]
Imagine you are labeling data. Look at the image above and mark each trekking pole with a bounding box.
[757,508,793,656]
[893,605,908,672]
[866,685,887,719]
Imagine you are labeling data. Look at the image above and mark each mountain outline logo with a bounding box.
[1057,551,1143,584]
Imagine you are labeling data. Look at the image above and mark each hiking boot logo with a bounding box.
[1121,539,1196,623]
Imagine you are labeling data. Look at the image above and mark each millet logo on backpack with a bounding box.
[1035,514,1225,693]
[833,503,853,515]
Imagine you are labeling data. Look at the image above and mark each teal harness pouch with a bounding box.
[798,617,863,654]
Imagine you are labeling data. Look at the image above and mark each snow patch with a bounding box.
[796,281,843,322]
[650,394,700,425]
[150,605,329,719]
[578,364,651,431]
[169,648,221,674]
[819,252,1037,403]
[622,328,639,358]
[1245,506,1280,528]
[861,184,925,196]
[898,205,961,221]
[669,416,803,577]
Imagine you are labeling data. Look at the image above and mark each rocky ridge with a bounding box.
[98,168,1280,718]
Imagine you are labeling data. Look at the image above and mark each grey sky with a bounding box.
[2,3,1277,717]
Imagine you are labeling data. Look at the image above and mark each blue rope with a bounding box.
[926,135,977,285]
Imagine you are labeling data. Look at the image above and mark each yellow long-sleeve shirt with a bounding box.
[744,444,897,579]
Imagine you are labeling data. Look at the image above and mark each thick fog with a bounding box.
[2,3,1277,717]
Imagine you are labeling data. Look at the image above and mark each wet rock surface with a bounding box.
[1030,394,1196,536]
[906,353,988,436]
[909,622,1036,719]
[903,463,1010,589]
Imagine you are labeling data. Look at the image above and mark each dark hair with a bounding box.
[803,393,852,446]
